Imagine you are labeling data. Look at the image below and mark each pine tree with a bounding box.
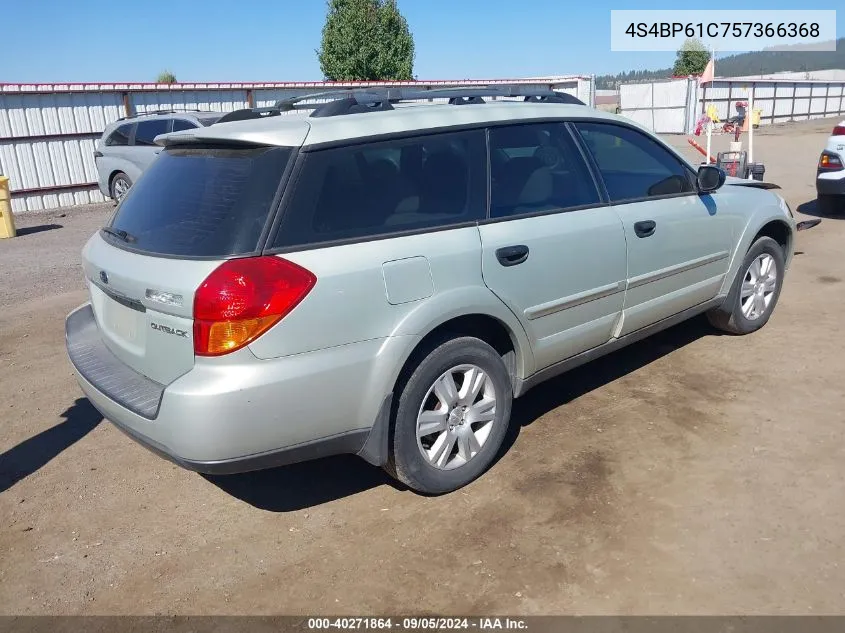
[317,0,415,81]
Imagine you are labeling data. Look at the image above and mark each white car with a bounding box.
[94,110,222,203]
[817,120,845,214]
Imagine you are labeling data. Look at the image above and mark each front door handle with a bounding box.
[634,220,657,238]
[495,245,530,267]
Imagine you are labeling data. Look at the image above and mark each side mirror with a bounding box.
[697,165,726,193]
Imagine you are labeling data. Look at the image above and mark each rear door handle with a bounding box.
[495,245,530,267]
[634,220,657,238]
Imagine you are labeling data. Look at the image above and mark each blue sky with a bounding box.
[2,0,842,83]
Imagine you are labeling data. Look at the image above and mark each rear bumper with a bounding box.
[816,171,845,196]
[66,303,407,473]
[66,305,164,419]
[99,402,372,475]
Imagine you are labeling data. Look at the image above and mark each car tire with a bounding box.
[817,194,843,215]
[707,236,785,335]
[385,336,513,494]
[110,172,132,203]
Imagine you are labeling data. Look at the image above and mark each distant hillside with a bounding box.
[596,38,845,89]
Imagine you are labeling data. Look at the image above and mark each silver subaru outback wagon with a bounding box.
[67,87,798,494]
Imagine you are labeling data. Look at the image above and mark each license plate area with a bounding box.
[101,295,146,351]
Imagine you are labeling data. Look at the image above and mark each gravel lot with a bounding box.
[1,118,844,615]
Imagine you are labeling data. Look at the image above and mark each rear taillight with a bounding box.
[832,126,845,137]
[193,256,316,357]
[819,151,844,171]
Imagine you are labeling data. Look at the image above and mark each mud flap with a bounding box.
[357,393,393,467]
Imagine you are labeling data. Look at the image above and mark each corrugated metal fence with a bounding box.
[619,79,698,134]
[620,77,845,134]
[0,76,594,213]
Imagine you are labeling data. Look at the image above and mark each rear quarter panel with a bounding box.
[249,226,534,387]
[97,152,142,194]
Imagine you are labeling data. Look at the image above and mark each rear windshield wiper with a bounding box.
[101,226,136,243]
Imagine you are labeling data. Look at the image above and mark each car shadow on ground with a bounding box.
[499,315,718,458]
[204,455,401,512]
[797,198,845,219]
[14,223,63,237]
[0,398,102,494]
[207,315,718,512]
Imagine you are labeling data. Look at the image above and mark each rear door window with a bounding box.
[488,122,601,218]
[273,129,487,248]
[134,119,172,146]
[172,119,198,132]
[105,123,133,146]
[106,146,292,257]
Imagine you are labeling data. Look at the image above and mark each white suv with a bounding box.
[94,110,223,203]
[816,120,845,214]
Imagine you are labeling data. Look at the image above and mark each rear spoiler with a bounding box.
[153,132,197,147]
[152,133,270,148]
[152,121,310,149]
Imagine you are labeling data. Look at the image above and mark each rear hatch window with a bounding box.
[106,145,292,257]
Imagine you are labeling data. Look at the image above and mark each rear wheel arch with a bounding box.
[396,313,523,398]
[389,285,536,385]
[358,312,524,471]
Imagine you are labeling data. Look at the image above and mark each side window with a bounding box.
[575,122,695,202]
[104,123,133,147]
[172,119,198,132]
[273,129,486,247]
[134,119,171,146]
[489,123,601,218]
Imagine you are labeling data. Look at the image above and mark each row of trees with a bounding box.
[598,37,845,89]
[596,39,711,89]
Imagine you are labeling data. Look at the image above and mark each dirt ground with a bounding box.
[1,118,844,616]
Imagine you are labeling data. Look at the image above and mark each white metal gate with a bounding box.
[619,77,845,135]
[620,79,696,134]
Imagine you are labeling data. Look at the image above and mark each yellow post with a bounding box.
[0,176,17,239]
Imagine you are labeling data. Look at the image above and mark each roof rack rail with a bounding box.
[303,86,586,116]
[216,106,284,124]
[215,86,587,123]
[117,108,211,121]
[449,96,486,105]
